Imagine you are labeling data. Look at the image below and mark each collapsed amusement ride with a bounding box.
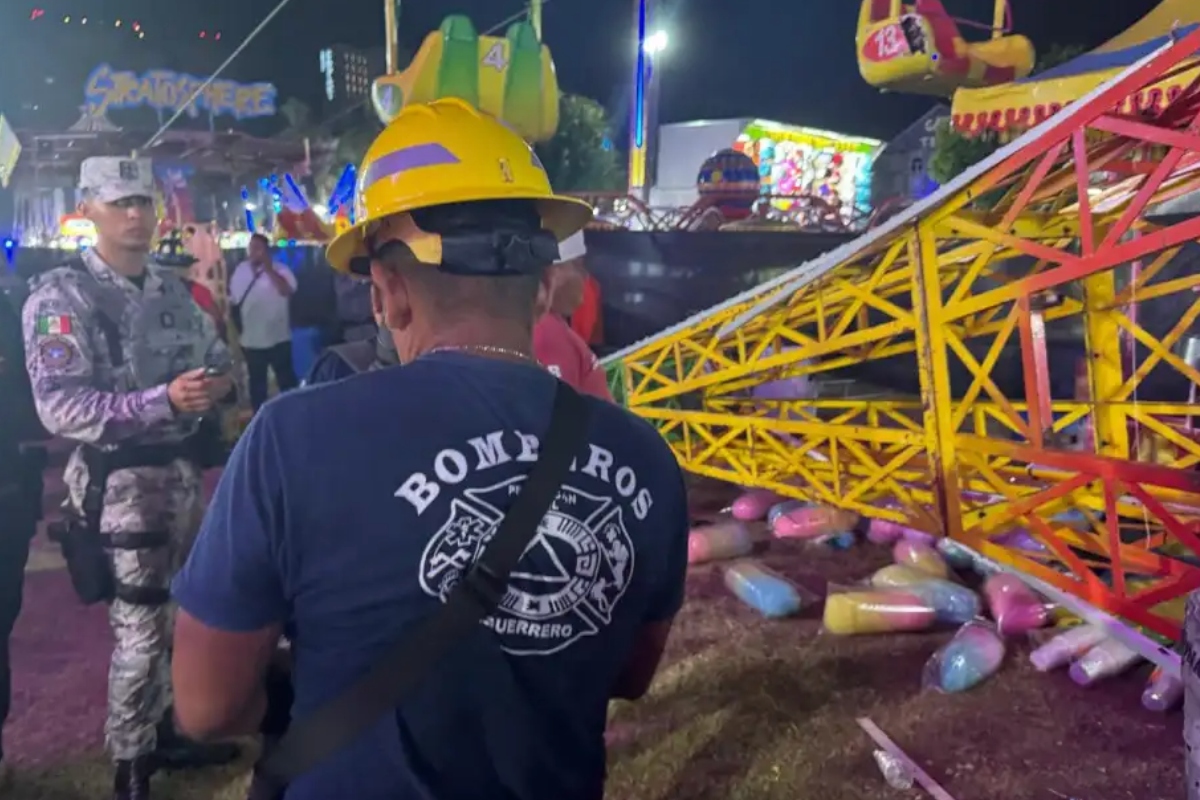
[603,0,1200,735]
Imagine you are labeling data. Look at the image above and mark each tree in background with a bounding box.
[928,118,1001,186]
[278,97,314,137]
[535,94,625,192]
[927,44,1087,186]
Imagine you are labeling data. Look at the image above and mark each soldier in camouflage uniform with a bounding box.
[22,157,239,799]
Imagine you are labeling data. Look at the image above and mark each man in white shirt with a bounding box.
[229,234,298,410]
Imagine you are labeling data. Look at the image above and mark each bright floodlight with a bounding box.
[645,30,668,55]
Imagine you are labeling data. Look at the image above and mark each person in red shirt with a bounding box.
[534,231,612,400]
[183,278,226,339]
[571,274,603,346]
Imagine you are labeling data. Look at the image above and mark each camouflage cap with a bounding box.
[79,156,155,202]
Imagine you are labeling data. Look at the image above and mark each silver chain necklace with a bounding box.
[424,344,541,365]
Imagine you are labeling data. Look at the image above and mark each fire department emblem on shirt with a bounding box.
[418,476,635,656]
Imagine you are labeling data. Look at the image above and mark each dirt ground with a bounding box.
[2,477,1184,799]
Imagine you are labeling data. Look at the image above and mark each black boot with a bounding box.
[154,712,240,770]
[112,755,154,800]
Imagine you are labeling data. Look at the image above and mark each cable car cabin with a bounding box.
[856,0,1035,96]
[371,15,559,142]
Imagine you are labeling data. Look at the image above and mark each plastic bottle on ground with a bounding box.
[767,499,809,526]
[984,573,1049,635]
[723,562,810,618]
[867,518,906,544]
[870,565,979,623]
[892,540,949,578]
[823,588,937,635]
[908,579,981,625]
[773,506,856,540]
[1142,666,1184,712]
[730,489,784,521]
[871,564,929,588]
[687,521,754,565]
[1068,637,1142,686]
[923,621,1006,693]
[1028,624,1108,672]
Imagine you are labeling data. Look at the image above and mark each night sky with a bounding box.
[1,0,1170,140]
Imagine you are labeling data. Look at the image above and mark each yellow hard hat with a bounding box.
[326,98,593,275]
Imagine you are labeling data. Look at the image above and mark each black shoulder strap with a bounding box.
[63,259,123,367]
[234,266,265,306]
[329,341,377,374]
[259,381,592,786]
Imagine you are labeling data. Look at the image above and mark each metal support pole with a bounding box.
[909,222,964,538]
[384,0,400,74]
[1082,269,1130,459]
[992,0,1005,38]
[529,0,542,40]
[627,0,653,204]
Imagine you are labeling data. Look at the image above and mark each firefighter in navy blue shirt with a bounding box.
[169,98,690,800]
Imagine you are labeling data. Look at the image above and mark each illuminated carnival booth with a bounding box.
[733,120,879,225]
[617,118,882,232]
[855,0,1035,96]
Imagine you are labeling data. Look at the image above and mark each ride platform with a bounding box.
[607,27,1200,642]
[953,0,1200,135]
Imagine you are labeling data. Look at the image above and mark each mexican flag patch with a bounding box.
[36,314,72,335]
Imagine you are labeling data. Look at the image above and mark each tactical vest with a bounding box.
[63,258,209,388]
[46,261,227,608]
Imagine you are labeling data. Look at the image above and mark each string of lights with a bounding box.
[28,8,222,40]
[25,0,544,50]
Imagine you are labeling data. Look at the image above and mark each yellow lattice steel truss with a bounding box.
[606,31,1200,641]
